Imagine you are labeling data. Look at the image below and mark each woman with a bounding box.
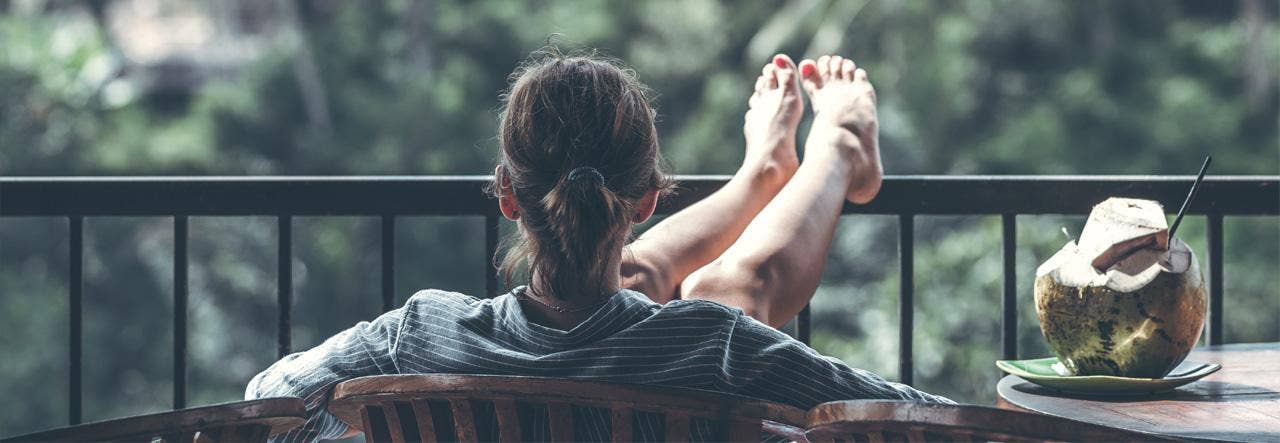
[247,49,949,442]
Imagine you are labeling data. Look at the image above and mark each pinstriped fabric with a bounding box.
[246,287,952,442]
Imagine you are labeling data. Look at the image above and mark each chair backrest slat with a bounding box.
[664,411,690,442]
[806,400,1178,442]
[547,401,573,442]
[381,402,406,443]
[358,405,380,442]
[610,405,633,443]
[328,374,806,442]
[1,398,304,443]
[449,399,478,443]
[492,398,521,442]
[409,400,437,441]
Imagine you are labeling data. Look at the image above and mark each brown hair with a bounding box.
[491,49,674,300]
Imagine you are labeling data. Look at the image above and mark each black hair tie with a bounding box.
[566,166,606,184]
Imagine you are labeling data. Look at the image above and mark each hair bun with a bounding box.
[566,166,606,184]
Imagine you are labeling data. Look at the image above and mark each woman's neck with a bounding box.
[521,258,622,330]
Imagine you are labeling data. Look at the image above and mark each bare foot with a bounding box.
[743,54,803,185]
[799,55,883,204]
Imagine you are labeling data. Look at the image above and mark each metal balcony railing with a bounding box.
[2,175,1277,425]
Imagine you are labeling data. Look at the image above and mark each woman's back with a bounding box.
[246,288,948,442]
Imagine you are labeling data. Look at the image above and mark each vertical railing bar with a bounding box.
[69,216,83,425]
[277,216,293,358]
[898,214,914,386]
[797,304,812,344]
[173,215,188,410]
[1001,214,1017,360]
[1207,214,1224,345]
[485,213,499,298]
[381,215,396,312]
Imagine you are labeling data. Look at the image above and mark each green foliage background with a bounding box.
[1,0,1277,436]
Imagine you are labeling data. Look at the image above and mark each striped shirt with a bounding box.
[246,287,951,442]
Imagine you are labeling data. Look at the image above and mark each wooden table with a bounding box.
[997,342,1280,442]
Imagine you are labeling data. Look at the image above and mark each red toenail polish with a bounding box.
[801,64,815,76]
[774,57,787,68]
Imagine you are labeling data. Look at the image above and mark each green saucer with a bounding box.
[996,357,1220,395]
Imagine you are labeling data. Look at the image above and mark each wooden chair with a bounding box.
[327,374,808,442]
[804,400,1179,442]
[2,398,306,442]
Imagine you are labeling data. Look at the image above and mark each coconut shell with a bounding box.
[1034,238,1206,378]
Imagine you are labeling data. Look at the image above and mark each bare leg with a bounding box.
[621,55,804,302]
[804,55,882,203]
[681,55,882,328]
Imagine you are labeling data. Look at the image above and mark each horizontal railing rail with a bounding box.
[1,175,1277,426]
[3,175,1277,215]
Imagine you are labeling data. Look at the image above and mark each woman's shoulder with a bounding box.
[661,298,796,341]
[654,297,746,321]
[394,288,504,335]
[403,288,496,314]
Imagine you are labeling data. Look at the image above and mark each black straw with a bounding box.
[1168,155,1212,238]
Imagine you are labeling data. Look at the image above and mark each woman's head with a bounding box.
[492,50,673,300]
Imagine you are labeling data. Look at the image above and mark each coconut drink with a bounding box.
[1034,197,1207,378]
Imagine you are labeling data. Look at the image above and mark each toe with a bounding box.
[773,54,796,71]
[841,59,856,80]
[856,68,875,102]
[799,59,818,81]
[816,55,831,80]
[773,54,799,90]
[768,54,798,73]
[777,69,795,94]
[763,64,780,89]
[799,59,822,96]
[828,55,844,79]
[750,73,764,108]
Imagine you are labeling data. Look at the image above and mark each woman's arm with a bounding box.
[621,166,788,302]
[245,308,405,443]
[721,313,954,407]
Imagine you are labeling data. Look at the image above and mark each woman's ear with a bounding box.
[632,188,660,223]
[496,165,520,221]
